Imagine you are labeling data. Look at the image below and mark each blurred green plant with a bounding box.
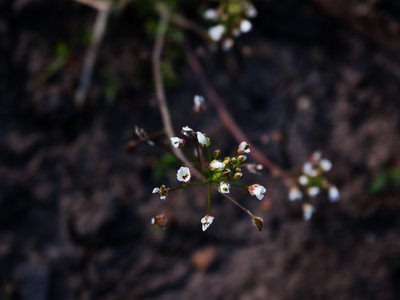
[152,153,179,181]
[36,43,70,83]
[370,165,400,195]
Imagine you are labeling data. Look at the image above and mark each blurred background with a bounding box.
[1,0,400,299]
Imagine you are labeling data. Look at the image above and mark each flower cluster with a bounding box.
[288,151,340,220]
[203,0,257,51]
[151,114,265,232]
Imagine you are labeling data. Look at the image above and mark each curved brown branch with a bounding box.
[183,40,288,178]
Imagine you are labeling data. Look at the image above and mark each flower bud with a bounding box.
[223,157,231,166]
[233,172,243,180]
[237,155,247,164]
[230,157,237,164]
[213,149,221,159]
[221,169,232,178]
[252,216,263,231]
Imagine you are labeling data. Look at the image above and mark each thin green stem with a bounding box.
[207,182,211,215]
[229,183,249,189]
[211,186,254,217]
[183,146,206,177]
[195,142,203,171]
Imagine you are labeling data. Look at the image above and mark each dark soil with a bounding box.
[1,0,400,299]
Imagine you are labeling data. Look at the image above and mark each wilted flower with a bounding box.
[196,131,211,147]
[170,137,185,148]
[328,186,340,202]
[193,95,206,113]
[201,215,215,231]
[152,185,169,200]
[238,141,251,154]
[182,126,195,138]
[252,216,263,231]
[302,203,315,221]
[151,214,168,228]
[210,159,225,172]
[240,20,252,33]
[248,184,266,200]
[218,181,231,194]
[177,166,191,183]
[246,163,264,175]
[288,186,303,201]
[208,24,225,41]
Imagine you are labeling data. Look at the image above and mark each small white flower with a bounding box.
[308,186,320,197]
[182,126,195,138]
[245,5,258,18]
[196,131,211,147]
[177,166,191,183]
[303,162,318,177]
[203,8,218,21]
[193,95,206,112]
[208,24,225,41]
[170,137,185,148]
[240,20,252,33]
[288,186,303,201]
[319,158,332,172]
[152,185,168,200]
[218,181,231,194]
[299,175,309,186]
[302,203,315,221]
[201,215,215,231]
[328,186,340,202]
[210,159,225,171]
[238,141,251,154]
[248,184,267,200]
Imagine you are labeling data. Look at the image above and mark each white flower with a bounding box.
[238,141,251,154]
[177,166,191,183]
[328,186,340,202]
[210,159,225,171]
[201,215,215,231]
[248,184,266,200]
[208,24,225,41]
[196,131,211,147]
[319,158,332,172]
[240,20,252,33]
[308,186,320,197]
[203,8,218,21]
[303,162,318,177]
[170,137,185,148]
[311,150,322,162]
[218,182,231,194]
[298,175,309,186]
[193,95,206,112]
[302,203,315,221]
[245,4,258,18]
[182,126,195,138]
[288,187,303,201]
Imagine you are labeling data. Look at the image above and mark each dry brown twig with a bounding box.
[152,4,201,179]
